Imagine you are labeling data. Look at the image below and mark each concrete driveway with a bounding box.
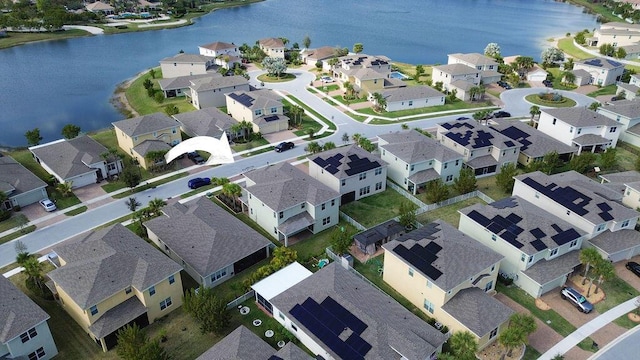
[540,285,598,328]
[614,257,640,290]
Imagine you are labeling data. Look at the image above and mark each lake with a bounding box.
[0,0,598,147]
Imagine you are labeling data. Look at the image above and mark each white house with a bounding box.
[447,53,502,84]
[431,64,480,101]
[379,86,445,111]
[159,53,214,79]
[189,75,250,109]
[197,41,241,69]
[301,46,336,67]
[598,99,640,146]
[573,58,625,86]
[225,89,289,134]
[599,170,640,210]
[258,38,285,59]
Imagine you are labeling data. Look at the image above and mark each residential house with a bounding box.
[332,54,403,96]
[436,119,521,177]
[0,276,58,360]
[489,119,576,166]
[190,75,250,109]
[47,224,183,351]
[572,58,625,86]
[382,220,512,349]
[158,73,219,98]
[30,135,122,189]
[447,52,502,84]
[112,113,181,170]
[85,1,114,14]
[173,107,238,140]
[620,43,640,60]
[144,197,272,289]
[159,53,215,79]
[240,162,340,246]
[0,154,48,210]
[568,69,594,87]
[252,262,448,360]
[198,41,241,69]
[536,107,620,154]
[377,86,445,111]
[301,46,336,68]
[137,0,161,12]
[431,64,480,101]
[599,170,640,210]
[353,219,405,255]
[589,22,640,47]
[459,197,586,298]
[377,130,463,194]
[615,74,640,100]
[308,145,387,204]
[513,171,640,262]
[598,98,640,146]
[196,325,312,360]
[225,89,289,134]
[503,56,548,82]
[258,38,286,59]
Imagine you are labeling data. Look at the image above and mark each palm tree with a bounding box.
[343,81,355,99]
[351,133,362,144]
[23,256,44,290]
[147,198,166,217]
[564,58,574,71]
[529,105,541,121]
[56,181,73,197]
[371,92,386,112]
[589,102,602,111]
[222,182,242,209]
[580,248,602,285]
[125,197,141,213]
[230,123,243,141]
[469,86,479,101]
[562,71,576,86]
[304,141,322,154]
[447,331,478,360]
[594,259,615,294]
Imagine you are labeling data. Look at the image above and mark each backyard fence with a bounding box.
[385,180,428,208]
[325,247,388,296]
[339,212,366,231]
[416,190,495,215]
[226,290,255,310]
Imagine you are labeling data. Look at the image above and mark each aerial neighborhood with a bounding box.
[8,12,640,360]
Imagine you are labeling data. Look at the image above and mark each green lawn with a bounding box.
[476,175,510,202]
[524,94,577,108]
[285,95,337,131]
[0,213,27,233]
[557,37,593,60]
[522,346,542,360]
[357,100,494,118]
[124,68,195,116]
[231,138,270,152]
[316,84,339,92]
[566,0,621,23]
[0,225,36,245]
[416,197,487,228]
[257,73,296,83]
[48,188,81,210]
[65,206,88,216]
[9,149,53,181]
[593,277,640,329]
[547,68,579,91]
[0,29,90,50]
[340,189,409,227]
[111,172,187,199]
[587,84,617,98]
[331,95,369,105]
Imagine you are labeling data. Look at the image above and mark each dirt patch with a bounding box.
[568,275,606,304]
[535,298,551,310]
[477,342,524,360]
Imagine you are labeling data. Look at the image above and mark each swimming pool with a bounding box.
[390,71,409,80]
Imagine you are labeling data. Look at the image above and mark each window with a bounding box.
[577,128,582,134]
[172,128,177,134]
[107,163,116,171]
[535,192,539,199]
[528,256,534,263]
[552,118,557,125]
[90,305,98,316]
[210,268,228,282]
[446,175,453,182]
[410,165,415,171]
[279,312,285,320]
[569,127,573,133]
[485,280,493,292]
[491,234,497,241]
[408,100,413,106]
[426,279,432,288]
[270,107,278,114]
[406,164,409,170]
[489,327,498,339]
[622,220,630,227]
[570,240,578,248]
[28,347,45,360]
[149,286,156,296]
[610,127,617,133]
[331,199,335,206]
[341,179,346,186]
[169,275,175,285]
[375,168,382,175]
[444,163,448,169]
[408,267,414,277]
[491,265,495,272]
[359,173,367,180]
[321,204,326,210]
[291,324,298,331]
[274,227,277,234]
[521,254,526,262]
[597,224,606,231]
[566,210,571,216]
[125,286,132,294]
[423,299,434,314]
[455,159,459,166]
[160,297,172,311]
[279,211,284,219]
[20,328,38,343]
[359,186,370,196]
[255,109,262,116]
[322,216,331,225]
[375,182,383,191]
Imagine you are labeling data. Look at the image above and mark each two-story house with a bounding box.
[47,224,183,351]
[572,58,625,86]
[382,220,512,350]
[377,86,446,111]
[198,41,241,69]
[252,262,448,360]
[597,98,640,146]
[1,276,58,360]
[489,119,576,166]
[301,46,336,68]
[144,197,272,289]
[599,170,640,210]
[590,22,640,48]
[258,38,285,59]
[240,162,340,246]
[615,74,640,100]
[513,171,640,262]
[447,53,502,84]
[30,135,123,188]
[158,73,218,98]
[536,107,620,154]
[332,54,404,96]
[190,75,250,109]
[377,130,463,194]
[159,53,215,79]
[308,145,387,204]
[85,1,114,15]
[225,89,289,134]
[173,107,239,140]
[459,197,586,298]
[0,154,48,210]
[431,64,481,101]
[112,112,181,169]
[436,120,520,177]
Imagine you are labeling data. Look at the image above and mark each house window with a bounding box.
[535,192,540,199]
[570,240,578,248]
[90,305,98,316]
[301,203,305,209]
[550,248,558,257]
[375,168,382,175]
[597,224,606,231]
[255,109,262,116]
[359,186,371,196]
[291,324,298,331]
[408,100,413,106]
[172,128,177,134]
[485,280,493,292]
[423,298,434,314]
[210,268,228,282]
[623,220,630,227]
[408,267,414,277]
[134,136,138,141]
[521,254,526,262]
[406,164,409,170]
[322,216,331,225]
[279,312,285,320]
[279,211,284,219]
[169,275,175,285]
[270,107,278,114]
[577,128,582,134]
[331,199,335,206]
[426,279,432,288]
[375,182,383,191]
[341,179,346,186]
[20,328,38,343]
[552,118,557,125]
[321,204,326,210]
[28,347,45,360]
[455,159,460,166]
[491,265,495,272]
[359,172,367,181]
[529,256,534,263]
[610,127,617,133]
[566,210,571,216]
[274,227,278,234]
[446,175,453,182]
[489,327,498,339]
[149,286,156,296]
[160,297,173,311]
[444,163,448,169]
[569,127,573,133]
[491,234,497,241]
[107,163,116,171]
[125,286,132,294]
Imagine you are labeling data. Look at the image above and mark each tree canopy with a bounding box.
[484,42,501,58]
[261,57,287,78]
[541,47,564,66]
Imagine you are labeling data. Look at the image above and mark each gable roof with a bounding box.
[0,154,47,197]
[144,198,271,278]
[132,139,171,157]
[576,58,624,70]
[198,41,236,51]
[311,145,384,179]
[173,107,237,138]
[303,46,336,61]
[226,89,282,109]
[160,53,210,64]
[190,75,248,92]
[383,220,503,291]
[460,196,586,255]
[244,162,340,211]
[522,251,581,285]
[441,287,513,337]
[48,224,182,309]
[381,86,444,102]
[599,98,640,118]
[196,325,276,360]
[589,229,640,255]
[0,276,50,344]
[158,74,220,91]
[259,37,285,48]
[432,63,479,76]
[86,1,114,11]
[113,112,178,137]
[448,53,498,66]
[571,68,592,80]
[269,262,448,360]
[439,119,519,150]
[378,130,462,164]
[600,170,640,184]
[29,135,108,179]
[490,119,576,159]
[541,107,618,127]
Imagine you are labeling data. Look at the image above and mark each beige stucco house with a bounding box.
[431,64,481,101]
[159,53,215,79]
[572,58,625,87]
[190,75,250,109]
[225,89,289,134]
[591,22,640,47]
[258,38,285,59]
[301,46,336,67]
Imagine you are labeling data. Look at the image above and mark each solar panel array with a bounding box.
[441,121,474,131]
[289,297,371,360]
[312,153,380,176]
[392,241,443,280]
[472,130,494,148]
[264,115,279,122]
[228,92,255,107]
[596,202,614,221]
[497,126,532,151]
[313,153,344,175]
[521,177,592,216]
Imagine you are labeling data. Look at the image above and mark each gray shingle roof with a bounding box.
[433,63,479,76]
[441,287,513,337]
[438,119,520,150]
[303,46,336,61]
[132,140,171,157]
[311,145,384,179]
[490,119,576,159]
[199,41,235,51]
[159,53,210,64]
[522,251,580,285]
[628,123,640,135]
[576,58,624,70]
[0,155,47,198]
[158,74,219,91]
[112,112,179,137]
[378,130,462,164]
[599,98,640,118]
[272,341,314,359]
[460,196,586,255]
[588,229,640,255]
[226,89,282,109]
[269,262,448,360]
[381,86,444,102]
[449,53,498,66]
[244,162,340,211]
[190,75,249,92]
[144,197,271,279]
[616,82,640,94]
[572,133,609,145]
[599,170,640,194]
[383,220,504,291]
[354,220,405,246]
[196,325,276,360]
[465,155,497,169]
[450,80,476,91]
[0,276,50,343]
[173,107,237,138]
[541,107,619,127]
[88,296,146,338]
[571,69,592,80]
[353,67,387,81]
[29,135,108,179]
[48,224,182,309]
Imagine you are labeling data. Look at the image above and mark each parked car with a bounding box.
[39,199,57,212]
[187,177,211,189]
[493,111,511,118]
[321,76,334,83]
[626,261,640,277]
[187,152,206,164]
[275,141,295,152]
[456,116,470,121]
[497,80,507,88]
[561,287,593,313]
[543,79,553,87]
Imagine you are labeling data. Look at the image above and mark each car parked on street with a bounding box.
[275,141,295,152]
[493,111,511,118]
[456,116,470,121]
[39,199,57,212]
[561,286,593,313]
[187,177,211,189]
[626,261,640,277]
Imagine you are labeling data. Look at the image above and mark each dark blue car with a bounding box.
[188,177,211,189]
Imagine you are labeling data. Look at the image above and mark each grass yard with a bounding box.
[416,197,488,227]
[65,206,88,216]
[593,277,640,329]
[0,213,28,233]
[285,95,337,131]
[48,187,81,210]
[587,84,617,98]
[524,94,577,108]
[257,73,296,83]
[8,149,53,181]
[0,29,89,50]
[522,346,542,360]
[331,95,369,105]
[124,68,194,116]
[608,146,637,172]
[89,129,120,151]
[231,138,270,152]
[290,221,358,262]
[476,175,511,202]
[0,225,36,245]
[111,172,187,199]
[340,189,408,227]
[357,100,493,118]
[566,0,620,23]
[557,37,593,60]
[316,84,339,92]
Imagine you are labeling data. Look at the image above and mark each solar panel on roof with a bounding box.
[507,224,524,235]
[467,210,492,226]
[264,115,279,122]
[522,177,592,216]
[530,239,548,251]
[597,202,612,212]
[502,231,524,248]
[506,213,523,224]
[530,228,546,239]
[598,212,614,221]
[491,197,518,209]
[551,224,562,233]
[551,229,580,245]
[393,244,443,280]
[487,222,503,234]
[504,141,515,147]
[321,297,367,335]
[425,241,442,254]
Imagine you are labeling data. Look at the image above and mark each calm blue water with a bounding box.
[0,0,597,147]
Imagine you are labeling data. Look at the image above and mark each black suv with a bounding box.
[493,111,511,118]
[275,142,295,152]
[187,152,205,164]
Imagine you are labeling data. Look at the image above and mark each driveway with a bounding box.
[614,257,640,290]
[541,285,598,329]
